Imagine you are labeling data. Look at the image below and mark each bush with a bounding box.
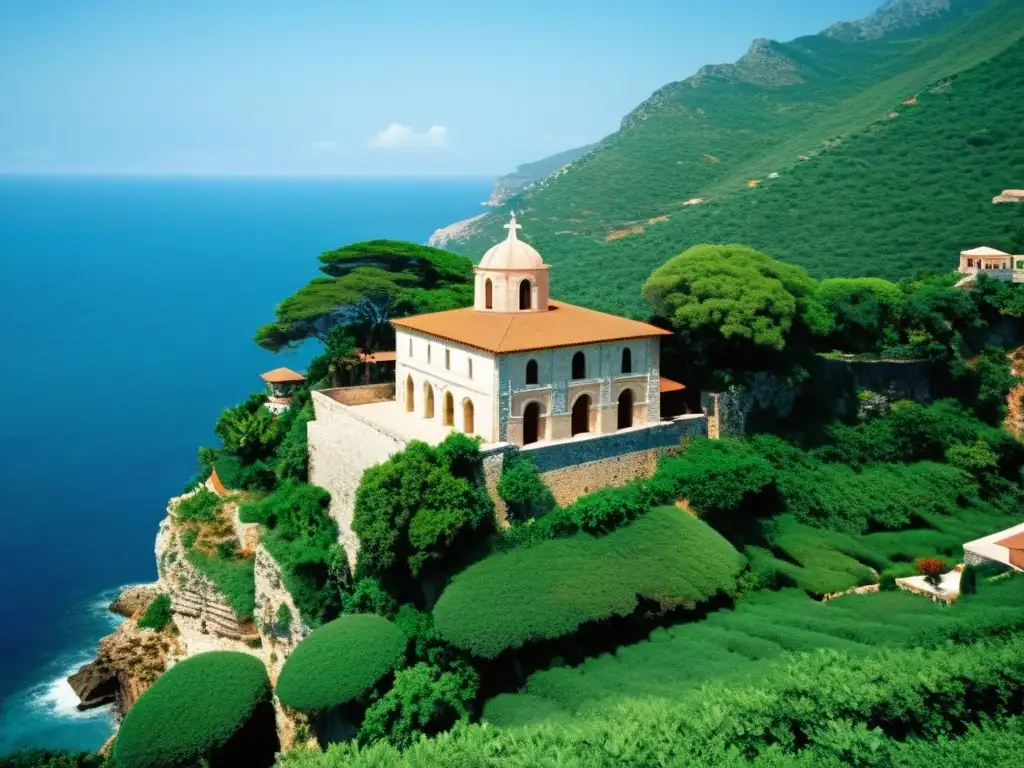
[215,454,276,493]
[114,651,274,768]
[276,603,293,635]
[565,481,650,534]
[179,529,198,551]
[137,594,172,632]
[276,615,407,712]
[343,578,397,619]
[915,557,947,588]
[960,563,978,596]
[357,662,477,749]
[496,453,555,523]
[433,507,744,658]
[174,489,222,524]
[0,750,105,768]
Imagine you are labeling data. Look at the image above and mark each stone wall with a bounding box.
[481,414,706,524]
[308,390,408,568]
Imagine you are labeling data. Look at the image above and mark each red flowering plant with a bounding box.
[914,557,947,589]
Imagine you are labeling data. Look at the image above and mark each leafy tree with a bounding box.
[274,402,315,483]
[817,277,901,353]
[969,346,1017,423]
[357,662,477,750]
[496,452,555,523]
[915,557,947,589]
[214,395,281,464]
[946,439,999,477]
[642,244,830,383]
[343,578,397,619]
[352,436,494,601]
[307,327,362,388]
[254,240,473,353]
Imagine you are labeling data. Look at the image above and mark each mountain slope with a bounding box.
[448,0,1024,317]
[485,143,598,207]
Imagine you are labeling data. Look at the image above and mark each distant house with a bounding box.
[957,246,1024,283]
[260,367,306,414]
[992,189,1024,205]
[963,521,1024,572]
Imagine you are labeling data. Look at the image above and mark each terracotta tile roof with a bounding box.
[659,377,686,393]
[208,468,228,496]
[995,532,1024,551]
[391,300,671,354]
[359,350,397,363]
[260,367,306,383]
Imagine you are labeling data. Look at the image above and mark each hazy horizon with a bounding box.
[3,0,881,177]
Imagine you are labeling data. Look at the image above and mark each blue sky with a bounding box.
[1,0,882,176]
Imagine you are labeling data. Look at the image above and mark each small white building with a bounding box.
[964,522,1024,572]
[390,214,677,446]
[957,246,1024,283]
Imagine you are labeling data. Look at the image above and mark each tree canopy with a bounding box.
[254,240,473,353]
[642,244,830,381]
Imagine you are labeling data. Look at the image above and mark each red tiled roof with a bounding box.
[208,468,228,496]
[391,300,671,354]
[659,377,686,393]
[260,367,306,384]
[359,351,397,363]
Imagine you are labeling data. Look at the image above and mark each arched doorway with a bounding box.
[462,399,475,434]
[423,383,434,419]
[571,394,591,436]
[617,389,634,430]
[405,375,415,412]
[485,279,493,309]
[519,279,532,310]
[523,402,541,445]
[442,391,454,426]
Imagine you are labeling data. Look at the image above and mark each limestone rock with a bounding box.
[68,661,118,710]
[108,584,159,619]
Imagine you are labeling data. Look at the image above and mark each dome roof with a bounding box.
[478,214,546,270]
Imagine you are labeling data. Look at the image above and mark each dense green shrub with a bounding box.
[214,395,281,464]
[214,454,276,493]
[276,603,293,635]
[137,594,172,632]
[564,480,650,534]
[357,662,478,749]
[276,615,407,712]
[433,507,744,658]
[186,551,255,622]
[496,452,555,523]
[651,438,774,508]
[353,436,494,596]
[0,750,106,767]
[241,482,344,626]
[114,651,273,768]
[275,401,314,482]
[343,578,398,619]
[173,488,222,524]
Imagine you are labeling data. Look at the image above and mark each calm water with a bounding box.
[0,175,491,753]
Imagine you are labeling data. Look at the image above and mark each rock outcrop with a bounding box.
[69,619,177,715]
[108,584,158,619]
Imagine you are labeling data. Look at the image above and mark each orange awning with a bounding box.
[660,377,685,394]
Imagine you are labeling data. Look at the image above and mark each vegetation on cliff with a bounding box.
[114,651,275,768]
[451,1,1024,317]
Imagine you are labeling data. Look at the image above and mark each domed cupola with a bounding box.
[474,213,551,313]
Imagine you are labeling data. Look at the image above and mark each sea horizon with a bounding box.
[0,174,493,753]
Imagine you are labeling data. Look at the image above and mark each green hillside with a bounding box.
[451,0,1024,317]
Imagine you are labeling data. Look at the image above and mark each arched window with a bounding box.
[442,392,454,426]
[424,383,434,419]
[617,389,634,430]
[526,359,539,385]
[523,402,541,445]
[571,394,591,436]
[621,347,632,374]
[405,375,415,413]
[519,279,532,310]
[462,399,475,434]
[485,279,493,310]
[571,351,586,380]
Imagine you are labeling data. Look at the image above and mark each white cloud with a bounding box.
[312,141,338,152]
[367,124,449,149]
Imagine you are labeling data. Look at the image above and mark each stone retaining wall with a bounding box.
[253,545,311,684]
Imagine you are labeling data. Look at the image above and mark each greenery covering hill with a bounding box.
[451,0,1024,316]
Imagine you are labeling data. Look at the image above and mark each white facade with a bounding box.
[395,329,497,442]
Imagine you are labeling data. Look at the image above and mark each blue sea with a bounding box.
[0,175,491,753]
